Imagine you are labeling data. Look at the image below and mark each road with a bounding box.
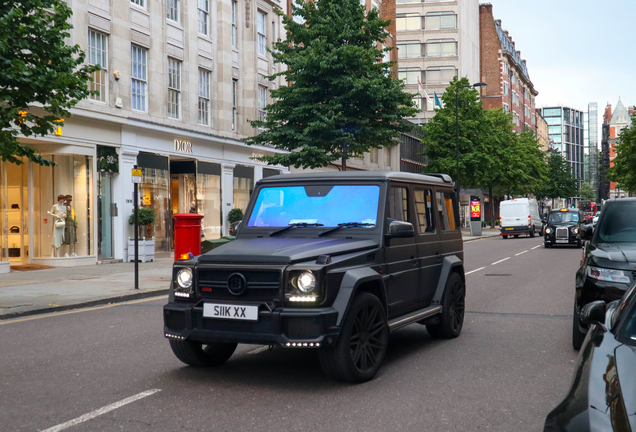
[0,236,582,432]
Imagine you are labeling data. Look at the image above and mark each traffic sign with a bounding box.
[132,168,142,184]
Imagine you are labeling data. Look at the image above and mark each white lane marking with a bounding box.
[531,245,541,250]
[491,257,511,265]
[246,346,269,355]
[465,267,486,275]
[515,250,528,256]
[42,389,161,432]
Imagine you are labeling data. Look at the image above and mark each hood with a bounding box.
[590,243,636,267]
[198,237,379,264]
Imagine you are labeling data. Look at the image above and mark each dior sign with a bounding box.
[174,140,193,153]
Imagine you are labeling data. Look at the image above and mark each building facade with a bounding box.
[585,102,600,199]
[606,98,633,199]
[0,0,291,272]
[479,4,537,133]
[535,109,549,152]
[540,106,585,189]
[395,0,480,125]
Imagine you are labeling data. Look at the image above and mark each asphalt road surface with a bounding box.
[0,236,582,432]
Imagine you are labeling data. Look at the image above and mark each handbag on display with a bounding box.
[9,226,19,233]
[55,219,65,228]
[8,244,20,257]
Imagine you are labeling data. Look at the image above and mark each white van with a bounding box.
[499,198,543,239]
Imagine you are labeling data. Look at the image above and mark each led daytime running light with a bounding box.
[289,296,317,302]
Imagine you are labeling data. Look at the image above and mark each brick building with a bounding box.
[479,3,537,133]
[605,98,633,199]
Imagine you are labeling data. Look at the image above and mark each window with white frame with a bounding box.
[258,85,267,132]
[257,11,267,56]
[167,0,180,23]
[232,79,238,131]
[502,62,508,74]
[131,0,145,7]
[198,69,210,126]
[167,58,181,119]
[371,0,379,11]
[396,14,421,31]
[397,0,421,3]
[503,81,509,96]
[131,45,148,111]
[424,12,456,30]
[88,30,108,102]
[398,68,421,85]
[502,103,509,113]
[425,66,456,84]
[232,1,237,47]
[531,113,536,124]
[412,96,422,112]
[397,42,421,59]
[197,0,209,35]
[426,39,457,57]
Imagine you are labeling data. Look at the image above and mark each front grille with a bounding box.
[556,227,569,239]
[197,268,282,302]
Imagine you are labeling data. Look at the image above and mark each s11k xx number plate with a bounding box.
[203,303,259,321]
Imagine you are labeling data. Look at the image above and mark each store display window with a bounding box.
[197,162,222,240]
[233,165,254,214]
[140,167,170,252]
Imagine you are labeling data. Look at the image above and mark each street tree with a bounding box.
[538,152,578,208]
[579,182,596,201]
[0,0,100,166]
[607,114,636,194]
[244,0,418,170]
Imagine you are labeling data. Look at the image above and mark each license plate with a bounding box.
[203,303,259,321]
[505,227,514,230]
[556,239,568,243]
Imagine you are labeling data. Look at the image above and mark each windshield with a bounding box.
[548,211,579,224]
[595,202,636,243]
[246,185,380,228]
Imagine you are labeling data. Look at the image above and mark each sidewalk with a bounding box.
[0,232,501,320]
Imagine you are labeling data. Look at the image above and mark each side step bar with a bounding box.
[388,305,442,332]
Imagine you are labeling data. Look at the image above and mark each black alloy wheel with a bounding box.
[427,272,465,339]
[572,301,586,350]
[319,293,388,383]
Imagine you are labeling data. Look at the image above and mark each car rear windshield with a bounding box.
[548,212,578,224]
[246,184,380,228]
[500,204,526,218]
[595,202,636,243]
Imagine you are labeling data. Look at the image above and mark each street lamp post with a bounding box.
[455,82,487,205]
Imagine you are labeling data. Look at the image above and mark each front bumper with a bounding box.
[500,225,532,236]
[544,233,579,245]
[164,300,340,347]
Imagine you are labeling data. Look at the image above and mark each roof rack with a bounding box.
[424,173,454,183]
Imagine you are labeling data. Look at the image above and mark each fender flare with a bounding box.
[431,256,464,306]
[331,267,387,326]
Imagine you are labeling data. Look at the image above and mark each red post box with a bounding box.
[173,213,204,261]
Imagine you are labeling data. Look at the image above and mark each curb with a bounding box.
[0,289,170,321]
[462,235,500,242]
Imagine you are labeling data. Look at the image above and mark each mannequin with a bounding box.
[49,195,67,257]
[62,194,77,256]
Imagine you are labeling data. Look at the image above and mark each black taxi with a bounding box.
[544,208,583,248]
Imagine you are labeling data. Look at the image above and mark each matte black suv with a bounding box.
[164,172,466,382]
[573,198,636,350]
[544,208,583,248]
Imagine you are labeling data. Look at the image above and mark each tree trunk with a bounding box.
[342,144,347,172]
[489,185,494,229]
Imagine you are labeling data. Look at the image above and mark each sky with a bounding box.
[485,0,636,114]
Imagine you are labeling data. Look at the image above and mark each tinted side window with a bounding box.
[387,186,410,222]
[414,188,435,233]
[436,191,457,231]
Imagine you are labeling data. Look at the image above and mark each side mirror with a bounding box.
[580,301,606,327]
[580,224,594,241]
[386,220,415,239]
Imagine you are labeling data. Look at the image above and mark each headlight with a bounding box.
[545,228,552,234]
[176,268,193,290]
[297,271,316,293]
[587,266,631,283]
[572,228,579,234]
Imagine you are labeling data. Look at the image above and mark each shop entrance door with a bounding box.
[6,161,29,265]
[98,172,113,259]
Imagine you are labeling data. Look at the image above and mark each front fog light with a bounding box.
[177,268,193,289]
[297,271,316,293]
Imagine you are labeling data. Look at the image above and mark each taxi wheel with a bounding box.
[544,242,552,248]
[514,235,519,238]
[169,340,237,367]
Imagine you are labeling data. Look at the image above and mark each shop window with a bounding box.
[197,162,222,240]
[88,30,108,102]
[139,166,170,252]
[33,155,94,258]
[233,165,254,214]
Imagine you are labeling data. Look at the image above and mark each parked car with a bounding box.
[592,211,601,226]
[544,208,583,248]
[544,284,636,432]
[164,172,466,382]
[573,198,636,349]
[499,198,543,239]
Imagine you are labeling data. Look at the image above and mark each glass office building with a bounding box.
[540,106,585,187]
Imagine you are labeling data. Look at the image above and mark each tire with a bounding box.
[169,340,237,367]
[544,242,552,248]
[319,292,388,383]
[572,301,586,350]
[502,235,508,239]
[530,228,535,238]
[427,272,465,339]
[577,239,582,248]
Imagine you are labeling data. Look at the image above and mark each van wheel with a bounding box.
[319,293,388,383]
[502,235,508,239]
[169,340,237,367]
[529,229,535,238]
[427,273,465,339]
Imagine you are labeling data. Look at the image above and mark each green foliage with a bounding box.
[244,0,418,169]
[608,114,636,193]
[579,182,596,201]
[536,152,578,200]
[0,0,100,166]
[128,207,157,227]
[227,208,244,224]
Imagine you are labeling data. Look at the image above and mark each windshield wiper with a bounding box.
[269,222,324,237]
[318,222,374,237]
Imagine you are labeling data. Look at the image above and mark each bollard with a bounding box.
[173,213,204,261]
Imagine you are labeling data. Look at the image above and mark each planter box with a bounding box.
[127,237,155,262]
